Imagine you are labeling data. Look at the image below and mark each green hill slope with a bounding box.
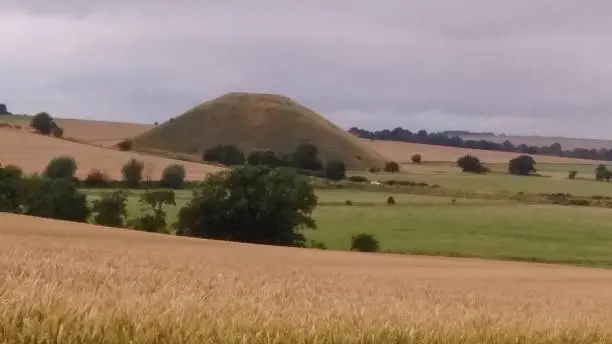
[131,93,387,169]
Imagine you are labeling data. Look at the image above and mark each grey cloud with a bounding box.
[2,1,612,138]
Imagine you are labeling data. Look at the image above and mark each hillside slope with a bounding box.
[0,128,224,180]
[131,93,387,169]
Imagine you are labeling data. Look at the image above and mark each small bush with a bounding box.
[348,175,368,182]
[568,171,578,179]
[43,156,77,180]
[84,169,110,187]
[508,155,537,176]
[121,158,144,188]
[411,154,422,164]
[30,112,56,135]
[324,160,346,181]
[91,191,129,227]
[457,155,488,173]
[308,240,327,250]
[344,200,353,205]
[350,233,380,252]
[117,139,133,151]
[203,144,245,166]
[368,167,380,173]
[568,199,590,207]
[132,190,176,233]
[52,127,64,138]
[384,161,400,173]
[160,164,186,189]
[387,196,396,205]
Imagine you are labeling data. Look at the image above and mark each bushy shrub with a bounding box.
[160,164,186,189]
[595,164,611,181]
[387,196,396,205]
[203,144,245,166]
[368,167,380,173]
[292,143,323,171]
[175,165,318,247]
[91,191,129,227]
[411,154,422,164]
[344,200,353,205]
[30,112,57,135]
[308,240,327,250]
[84,169,110,187]
[52,127,64,138]
[348,175,368,182]
[132,190,176,233]
[43,156,77,180]
[0,164,25,212]
[508,155,537,176]
[247,150,286,168]
[457,155,488,173]
[117,139,133,151]
[350,233,380,252]
[324,160,346,181]
[121,158,144,188]
[568,170,578,179]
[21,177,90,222]
[384,161,400,173]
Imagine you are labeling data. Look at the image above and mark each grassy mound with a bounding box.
[130,93,387,169]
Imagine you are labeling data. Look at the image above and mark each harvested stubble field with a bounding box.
[0,115,153,147]
[0,128,224,180]
[365,139,605,164]
[2,213,612,343]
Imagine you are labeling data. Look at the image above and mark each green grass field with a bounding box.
[356,162,612,197]
[82,186,612,268]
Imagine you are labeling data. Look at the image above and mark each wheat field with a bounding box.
[0,128,224,180]
[2,213,612,343]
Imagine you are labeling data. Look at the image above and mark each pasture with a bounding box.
[82,187,612,268]
[2,212,612,343]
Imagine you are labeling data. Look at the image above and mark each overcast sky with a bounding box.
[2,1,612,138]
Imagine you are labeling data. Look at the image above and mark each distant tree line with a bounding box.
[349,127,612,161]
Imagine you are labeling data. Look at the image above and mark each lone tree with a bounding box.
[30,112,57,135]
[595,164,611,181]
[121,158,144,188]
[384,161,400,173]
[43,156,77,180]
[350,233,380,252]
[292,143,323,171]
[175,165,318,247]
[411,154,422,164]
[160,164,186,189]
[0,104,9,115]
[202,144,245,166]
[508,155,536,176]
[457,155,488,173]
[324,160,346,181]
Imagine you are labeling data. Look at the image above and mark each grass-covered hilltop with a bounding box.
[3,95,612,343]
[130,92,387,170]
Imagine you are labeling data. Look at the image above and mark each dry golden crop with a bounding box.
[2,213,612,343]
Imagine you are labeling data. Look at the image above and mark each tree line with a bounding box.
[349,127,612,161]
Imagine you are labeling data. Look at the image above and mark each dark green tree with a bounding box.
[292,143,323,171]
[43,156,77,180]
[175,165,318,247]
[160,164,186,189]
[0,104,8,115]
[457,155,488,173]
[21,177,90,222]
[350,233,380,252]
[324,160,346,181]
[30,112,57,135]
[0,164,25,212]
[91,191,129,227]
[203,144,245,166]
[595,164,611,181]
[246,150,284,168]
[508,155,537,176]
[384,161,400,173]
[132,190,176,232]
[121,158,144,188]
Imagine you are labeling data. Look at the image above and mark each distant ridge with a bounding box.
[131,93,387,169]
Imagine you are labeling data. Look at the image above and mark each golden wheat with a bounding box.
[2,213,612,343]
